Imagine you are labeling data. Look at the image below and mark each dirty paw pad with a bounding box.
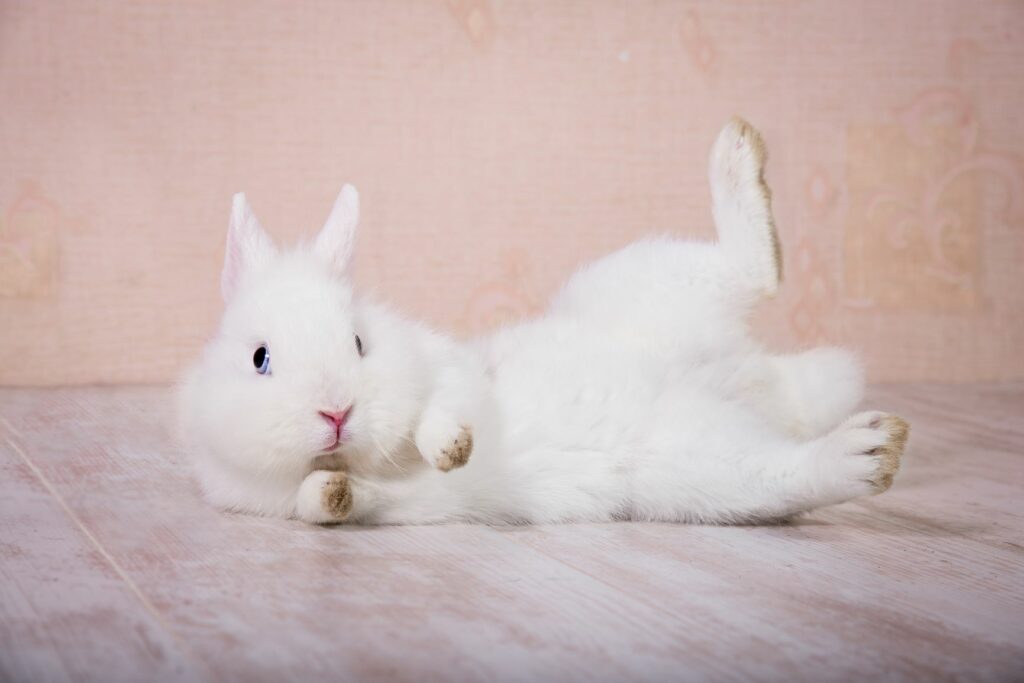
[321,472,353,519]
[435,427,473,472]
[867,415,910,493]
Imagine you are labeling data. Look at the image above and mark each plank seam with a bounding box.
[0,416,215,682]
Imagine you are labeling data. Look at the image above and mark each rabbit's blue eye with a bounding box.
[253,345,271,375]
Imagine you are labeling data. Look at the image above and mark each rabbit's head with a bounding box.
[179,187,429,507]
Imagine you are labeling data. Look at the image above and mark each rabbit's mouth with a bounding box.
[322,431,350,453]
[319,405,354,452]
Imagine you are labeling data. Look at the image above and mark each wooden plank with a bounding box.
[0,388,755,681]
[0,432,204,682]
[0,384,1022,681]
[497,385,1024,680]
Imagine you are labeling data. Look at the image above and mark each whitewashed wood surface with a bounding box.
[1,384,1022,682]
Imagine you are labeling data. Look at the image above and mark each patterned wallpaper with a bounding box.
[1,0,1022,385]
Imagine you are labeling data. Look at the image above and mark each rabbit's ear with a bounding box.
[222,192,276,301]
[314,184,359,272]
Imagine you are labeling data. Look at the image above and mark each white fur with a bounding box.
[179,119,907,526]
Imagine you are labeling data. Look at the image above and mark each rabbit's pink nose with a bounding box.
[319,408,351,431]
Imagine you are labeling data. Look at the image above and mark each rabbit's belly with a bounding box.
[480,313,765,475]
[489,342,717,457]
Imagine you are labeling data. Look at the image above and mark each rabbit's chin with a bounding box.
[325,436,424,479]
[310,452,347,471]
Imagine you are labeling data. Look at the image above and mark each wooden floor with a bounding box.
[1,384,1022,682]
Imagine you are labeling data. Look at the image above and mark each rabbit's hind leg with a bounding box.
[629,409,910,524]
[729,347,866,440]
[709,116,782,299]
[548,118,781,341]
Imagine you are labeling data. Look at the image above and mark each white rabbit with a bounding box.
[178,118,909,526]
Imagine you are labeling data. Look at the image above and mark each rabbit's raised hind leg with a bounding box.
[547,118,781,343]
[708,116,781,299]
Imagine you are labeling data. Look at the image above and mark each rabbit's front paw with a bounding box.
[297,470,352,523]
[436,426,473,472]
[416,417,474,472]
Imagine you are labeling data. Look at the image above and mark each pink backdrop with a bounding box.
[2,0,1023,386]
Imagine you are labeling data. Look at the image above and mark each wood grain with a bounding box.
[0,383,1022,681]
[0,435,203,682]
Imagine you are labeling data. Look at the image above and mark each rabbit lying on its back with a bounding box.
[178,118,909,526]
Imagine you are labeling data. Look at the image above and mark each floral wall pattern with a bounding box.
[1,0,1022,385]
